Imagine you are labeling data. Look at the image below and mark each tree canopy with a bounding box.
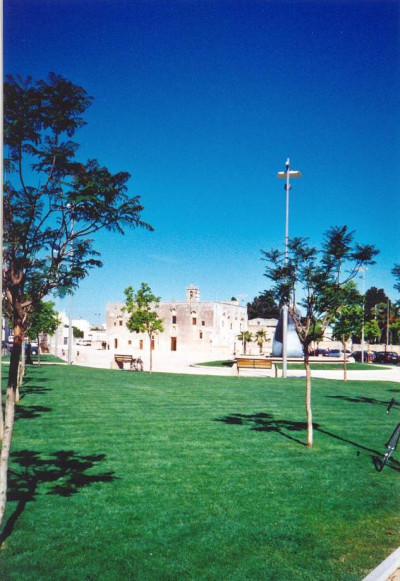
[0,73,154,528]
[247,290,280,320]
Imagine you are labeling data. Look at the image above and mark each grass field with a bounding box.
[0,364,399,580]
[198,359,387,371]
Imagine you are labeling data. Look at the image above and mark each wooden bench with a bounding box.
[236,357,277,377]
[114,354,134,370]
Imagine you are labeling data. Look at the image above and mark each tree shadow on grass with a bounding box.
[19,376,52,400]
[0,450,118,546]
[215,413,314,446]
[215,412,400,473]
[325,395,391,407]
[15,405,52,420]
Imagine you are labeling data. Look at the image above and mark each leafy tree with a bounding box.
[1,73,153,527]
[73,326,84,339]
[364,319,381,346]
[364,287,389,322]
[392,264,400,294]
[123,283,164,373]
[237,331,253,354]
[331,283,363,382]
[254,329,268,354]
[262,225,378,446]
[247,290,280,320]
[26,300,61,366]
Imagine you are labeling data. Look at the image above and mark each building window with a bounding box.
[114,338,118,349]
[139,340,143,350]
[114,322,116,326]
[128,340,132,345]
[171,337,177,351]
[199,331,203,339]
[192,317,197,325]
[172,315,177,324]
[119,320,123,326]
[202,320,205,326]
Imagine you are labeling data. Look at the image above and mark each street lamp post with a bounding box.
[358,267,367,363]
[67,204,74,365]
[277,158,302,378]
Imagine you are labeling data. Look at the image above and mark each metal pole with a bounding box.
[67,210,74,365]
[360,268,365,363]
[282,158,290,378]
[386,299,390,348]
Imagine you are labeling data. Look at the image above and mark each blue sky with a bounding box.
[4,0,400,323]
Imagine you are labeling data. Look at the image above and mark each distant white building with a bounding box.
[106,285,248,358]
[247,318,278,354]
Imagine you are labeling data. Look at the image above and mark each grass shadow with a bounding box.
[0,449,117,546]
[215,412,400,472]
[325,395,391,407]
[215,412,313,446]
[15,405,52,420]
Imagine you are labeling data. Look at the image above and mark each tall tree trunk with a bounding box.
[149,334,153,373]
[0,320,23,527]
[37,334,41,366]
[342,337,347,382]
[304,352,313,447]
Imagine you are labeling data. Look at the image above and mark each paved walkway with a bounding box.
[66,347,400,382]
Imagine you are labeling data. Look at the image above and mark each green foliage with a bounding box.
[364,287,389,322]
[73,326,84,339]
[27,300,61,339]
[3,72,153,327]
[393,263,400,294]
[262,226,379,351]
[123,283,164,337]
[364,319,381,344]
[331,282,363,343]
[247,290,280,319]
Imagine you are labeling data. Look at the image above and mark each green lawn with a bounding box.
[0,365,399,580]
[198,359,385,371]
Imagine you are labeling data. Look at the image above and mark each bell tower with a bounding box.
[186,284,200,302]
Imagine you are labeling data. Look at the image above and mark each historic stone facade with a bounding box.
[106,285,248,358]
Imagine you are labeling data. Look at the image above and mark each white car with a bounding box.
[76,339,91,346]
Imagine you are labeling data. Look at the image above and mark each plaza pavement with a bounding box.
[67,346,400,382]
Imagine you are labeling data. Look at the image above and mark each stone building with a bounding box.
[106,285,247,358]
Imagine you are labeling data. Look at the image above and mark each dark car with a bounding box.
[310,348,329,357]
[351,350,376,363]
[374,351,399,364]
[25,343,38,356]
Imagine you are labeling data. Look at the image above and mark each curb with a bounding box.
[362,548,400,581]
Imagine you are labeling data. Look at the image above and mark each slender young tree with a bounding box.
[237,331,253,354]
[123,284,164,373]
[254,329,268,354]
[262,226,378,446]
[331,283,363,382]
[27,300,61,366]
[1,73,153,527]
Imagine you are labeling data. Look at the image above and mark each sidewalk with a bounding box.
[65,347,400,382]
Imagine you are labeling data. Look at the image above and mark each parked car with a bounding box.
[25,343,38,356]
[373,351,399,364]
[325,349,352,358]
[351,350,376,363]
[309,348,329,357]
[76,338,91,346]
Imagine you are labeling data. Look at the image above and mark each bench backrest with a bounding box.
[236,358,272,369]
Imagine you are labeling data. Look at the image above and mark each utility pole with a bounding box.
[277,159,302,378]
